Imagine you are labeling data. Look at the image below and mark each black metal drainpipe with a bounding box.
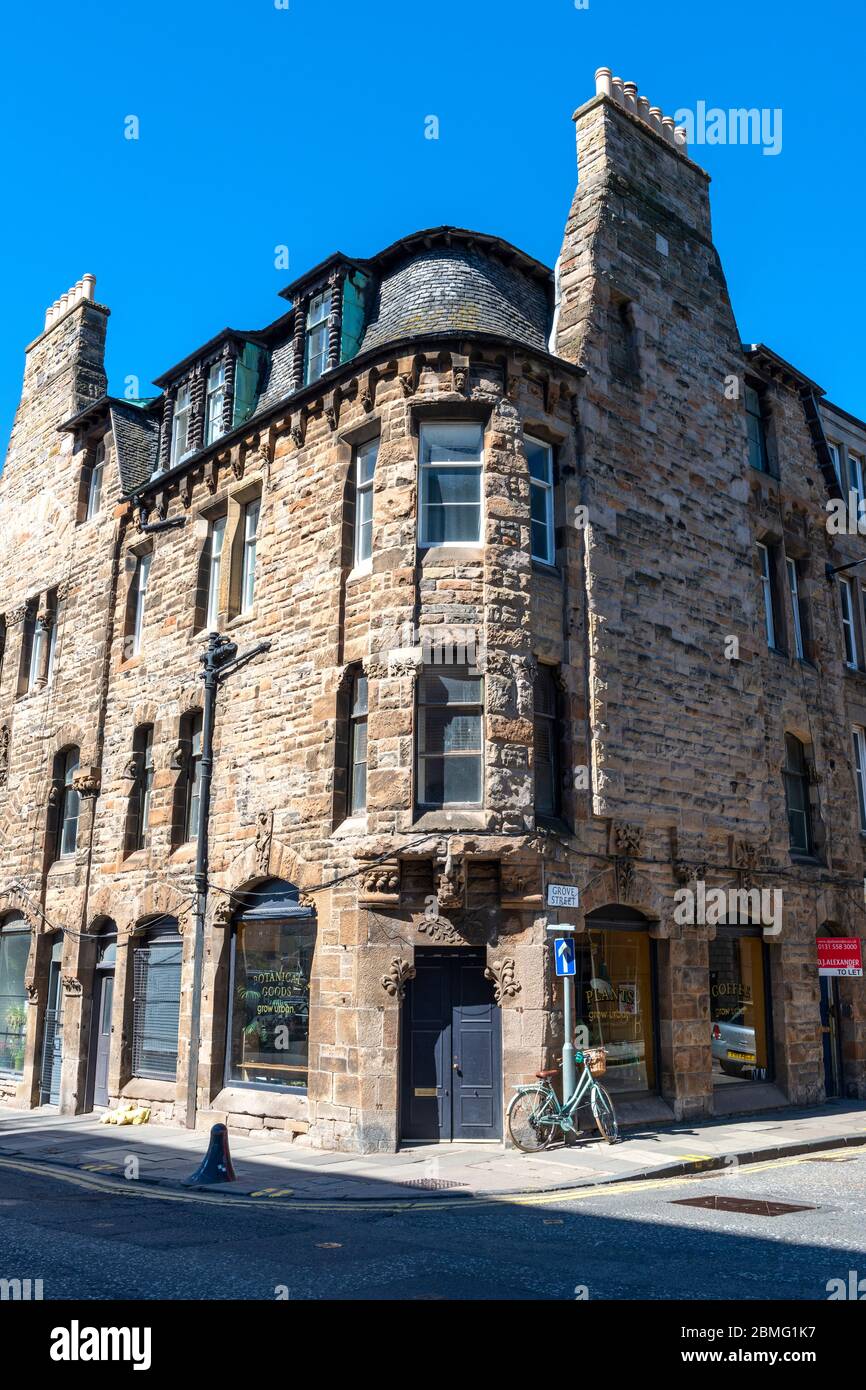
[185,631,270,1131]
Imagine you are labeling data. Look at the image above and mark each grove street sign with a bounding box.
[547,883,580,909]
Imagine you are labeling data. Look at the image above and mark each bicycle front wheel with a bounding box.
[507,1086,559,1152]
[590,1083,620,1144]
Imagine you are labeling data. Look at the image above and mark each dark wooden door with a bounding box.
[819,974,843,1098]
[90,969,114,1108]
[400,950,501,1142]
[39,962,64,1105]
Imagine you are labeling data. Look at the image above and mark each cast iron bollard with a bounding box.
[186,1123,237,1185]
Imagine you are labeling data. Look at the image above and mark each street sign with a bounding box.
[547,883,579,909]
[817,937,863,977]
[554,937,576,977]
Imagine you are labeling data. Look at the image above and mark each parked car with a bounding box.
[712,1010,757,1077]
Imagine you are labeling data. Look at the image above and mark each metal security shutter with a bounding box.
[132,936,182,1081]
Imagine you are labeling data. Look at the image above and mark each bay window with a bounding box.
[527,436,555,564]
[348,672,368,814]
[419,422,483,547]
[417,667,483,807]
[353,438,378,566]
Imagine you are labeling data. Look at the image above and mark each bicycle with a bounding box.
[506,1048,620,1151]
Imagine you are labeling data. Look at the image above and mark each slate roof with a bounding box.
[358,244,552,355]
[109,403,161,493]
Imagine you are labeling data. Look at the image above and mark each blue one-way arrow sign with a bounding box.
[554,937,576,977]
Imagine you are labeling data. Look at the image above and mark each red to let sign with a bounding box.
[817,938,863,977]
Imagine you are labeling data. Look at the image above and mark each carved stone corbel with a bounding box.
[451,352,470,395]
[255,809,273,877]
[61,975,83,996]
[359,860,401,904]
[72,765,101,799]
[204,458,218,494]
[290,407,308,448]
[381,958,416,1001]
[484,957,521,1003]
[359,368,377,413]
[169,743,187,771]
[610,820,643,858]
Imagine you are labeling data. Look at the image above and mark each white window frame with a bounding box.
[786,556,804,660]
[59,748,80,859]
[205,515,226,631]
[827,441,842,487]
[526,435,555,565]
[418,422,484,549]
[241,499,260,614]
[353,439,378,567]
[757,542,776,649]
[417,668,484,808]
[304,291,332,386]
[205,362,226,447]
[27,614,44,692]
[853,726,866,834]
[848,451,864,507]
[86,440,105,519]
[132,551,151,656]
[171,384,193,467]
[840,576,858,668]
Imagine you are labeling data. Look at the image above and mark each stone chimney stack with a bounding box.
[1,276,109,488]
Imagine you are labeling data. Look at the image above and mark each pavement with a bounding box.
[2,1098,865,1205]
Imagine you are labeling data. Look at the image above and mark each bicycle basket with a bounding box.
[586,1047,607,1077]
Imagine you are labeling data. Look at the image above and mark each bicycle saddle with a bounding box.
[535,1068,560,1078]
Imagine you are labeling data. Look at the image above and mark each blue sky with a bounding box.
[1,0,863,460]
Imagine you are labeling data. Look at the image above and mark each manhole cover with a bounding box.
[401,1178,467,1190]
[672,1196,815,1216]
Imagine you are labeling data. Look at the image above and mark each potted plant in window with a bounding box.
[5,1004,27,1071]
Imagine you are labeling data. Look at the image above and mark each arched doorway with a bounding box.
[225,879,316,1092]
[576,907,658,1097]
[400,948,502,1142]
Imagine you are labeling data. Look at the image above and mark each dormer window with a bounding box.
[304,290,331,385]
[205,362,226,446]
[171,384,193,466]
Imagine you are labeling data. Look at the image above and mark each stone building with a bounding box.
[1,68,864,1152]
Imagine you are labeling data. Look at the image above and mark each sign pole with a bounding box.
[561,966,576,1102]
[544,867,580,1102]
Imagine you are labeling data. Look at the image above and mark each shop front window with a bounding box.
[227,879,316,1090]
[574,917,656,1094]
[709,933,771,1084]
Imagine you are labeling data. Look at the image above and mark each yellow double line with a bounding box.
[0,1146,858,1214]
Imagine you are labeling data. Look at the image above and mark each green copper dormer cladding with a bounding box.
[340,270,371,364]
[232,343,267,429]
